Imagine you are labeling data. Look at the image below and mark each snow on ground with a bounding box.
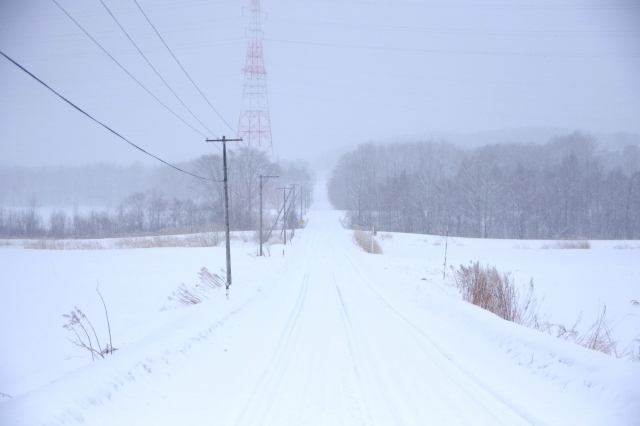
[0,182,638,425]
[376,232,640,352]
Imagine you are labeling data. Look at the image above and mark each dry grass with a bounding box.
[453,262,639,361]
[614,243,640,249]
[353,230,382,254]
[23,231,222,250]
[62,285,116,361]
[540,306,640,361]
[453,262,541,327]
[575,307,618,356]
[540,240,591,249]
[25,240,105,250]
[230,232,251,243]
[163,267,225,309]
[512,243,531,249]
[114,232,221,249]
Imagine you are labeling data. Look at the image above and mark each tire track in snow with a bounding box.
[331,273,430,425]
[330,272,378,425]
[235,270,311,426]
[338,242,545,426]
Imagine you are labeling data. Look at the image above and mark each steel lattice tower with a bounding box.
[238,0,272,149]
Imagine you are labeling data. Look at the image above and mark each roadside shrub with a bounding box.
[114,232,221,249]
[453,262,540,326]
[575,306,618,356]
[540,240,590,249]
[453,262,639,361]
[62,284,115,361]
[353,230,382,254]
[614,243,640,249]
[163,267,225,308]
[25,240,104,250]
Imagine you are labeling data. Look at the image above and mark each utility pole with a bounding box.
[291,184,296,227]
[259,173,278,256]
[443,228,449,280]
[300,186,304,223]
[290,184,298,238]
[304,186,308,215]
[278,186,291,245]
[206,136,242,291]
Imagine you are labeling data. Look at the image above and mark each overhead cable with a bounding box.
[266,38,640,58]
[133,0,239,138]
[269,18,640,37]
[0,50,219,183]
[51,0,208,138]
[301,0,640,10]
[98,0,218,138]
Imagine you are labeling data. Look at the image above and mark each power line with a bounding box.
[51,0,208,138]
[266,37,640,58]
[301,0,640,10]
[0,50,219,183]
[270,18,640,37]
[133,0,239,138]
[97,0,218,138]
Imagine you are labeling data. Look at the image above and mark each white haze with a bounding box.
[0,0,639,169]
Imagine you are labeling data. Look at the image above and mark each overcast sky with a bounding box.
[0,0,639,168]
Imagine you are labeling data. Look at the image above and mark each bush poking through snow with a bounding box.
[198,267,225,290]
[26,240,105,250]
[628,301,640,362]
[542,305,640,361]
[353,230,382,254]
[164,267,225,308]
[24,232,223,250]
[454,262,639,361]
[114,232,222,249]
[453,262,541,327]
[540,240,591,249]
[62,285,116,361]
[576,306,618,356]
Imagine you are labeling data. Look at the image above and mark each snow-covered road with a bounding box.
[69,210,534,425]
[228,211,533,425]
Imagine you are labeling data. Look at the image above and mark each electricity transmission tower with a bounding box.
[238,0,272,149]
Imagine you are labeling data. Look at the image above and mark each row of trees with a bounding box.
[0,148,314,239]
[328,133,640,239]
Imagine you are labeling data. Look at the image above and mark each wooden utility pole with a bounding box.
[443,229,449,280]
[259,174,278,256]
[300,186,304,223]
[206,136,242,291]
[278,186,291,245]
[291,184,297,227]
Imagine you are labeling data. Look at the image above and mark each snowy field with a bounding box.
[0,185,639,425]
[377,232,640,355]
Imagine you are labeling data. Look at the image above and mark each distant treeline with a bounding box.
[328,132,640,240]
[0,148,314,239]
